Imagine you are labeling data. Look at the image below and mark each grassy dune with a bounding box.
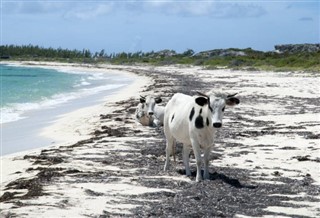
[1,45,319,72]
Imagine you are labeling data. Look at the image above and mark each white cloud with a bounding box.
[146,1,214,16]
[63,4,114,20]
[3,2,114,20]
[3,1,266,19]
[3,2,67,14]
[144,1,267,18]
[216,3,267,18]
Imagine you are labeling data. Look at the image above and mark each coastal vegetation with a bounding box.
[1,44,319,72]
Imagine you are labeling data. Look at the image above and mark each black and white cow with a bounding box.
[163,91,240,182]
[135,95,165,126]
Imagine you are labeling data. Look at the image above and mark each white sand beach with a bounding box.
[0,62,152,215]
[1,61,150,155]
[1,62,319,217]
[1,61,151,164]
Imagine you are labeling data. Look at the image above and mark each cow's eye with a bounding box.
[222,107,225,112]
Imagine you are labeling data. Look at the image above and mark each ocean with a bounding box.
[0,64,132,155]
[0,64,129,124]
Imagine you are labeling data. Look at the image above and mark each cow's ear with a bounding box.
[195,97,208,106]
[226,97,240,106]
[155,97,162,104]
[140,98,146,103]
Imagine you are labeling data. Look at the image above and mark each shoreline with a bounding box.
[1,63,319,217]
[1,62,152,208]
[1,61,151,156]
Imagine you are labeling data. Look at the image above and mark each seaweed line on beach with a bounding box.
[1,65,320,217]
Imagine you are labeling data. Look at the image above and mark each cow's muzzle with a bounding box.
[148,112,154,116]
[213,123,222,128]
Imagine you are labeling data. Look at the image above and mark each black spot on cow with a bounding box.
[189,107,195,121]
[199,108,202,114]
[171,114,175,123]
[195,97,208,106]
[206,118,209,126]
[195,115,204,129]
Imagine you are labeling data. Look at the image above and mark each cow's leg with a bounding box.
[182,144,191,176]
[191,140,202,182]
[164,136,175,171]
[203,146,211,180]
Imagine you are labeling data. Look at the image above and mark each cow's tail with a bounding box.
[173,142,176,164]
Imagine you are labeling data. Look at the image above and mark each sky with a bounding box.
[1,0,319,54]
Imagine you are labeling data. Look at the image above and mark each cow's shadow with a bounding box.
[177,169,256,189]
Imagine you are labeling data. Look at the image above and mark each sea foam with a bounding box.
[0,83,126,124]
[0,64,130,124]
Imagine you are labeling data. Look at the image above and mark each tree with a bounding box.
[182,49,195,57]
[99,49,105,57]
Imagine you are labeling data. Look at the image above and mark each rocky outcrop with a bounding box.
[195,49,247,58]
[147,49,177,58]
[194,44,320,57]
[274,44,320,53]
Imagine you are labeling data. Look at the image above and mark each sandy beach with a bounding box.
[1,62,319,217]
[1,61,144,155]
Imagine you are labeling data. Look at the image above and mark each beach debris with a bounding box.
[24,154,64,165]
[94,125,127,137]
[292,155,320,162]
[84,189,104,197]
[0,191,19,202]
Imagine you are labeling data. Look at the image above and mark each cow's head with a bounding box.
[140,95,162,116]
[195,91,240,128]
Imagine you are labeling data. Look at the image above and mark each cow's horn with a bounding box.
[227,93,238,98]
[196,91,209,98]
[140,95,146,99]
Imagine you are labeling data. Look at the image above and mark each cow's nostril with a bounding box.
[148,112,154,115]
[213,123,222,128]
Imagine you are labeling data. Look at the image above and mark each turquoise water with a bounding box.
[1,65,83,106]
[0,64,128,124]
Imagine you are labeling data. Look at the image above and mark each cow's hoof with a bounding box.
[185,171,191,177]
[164,164,170,171]
[196,177,202,182]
